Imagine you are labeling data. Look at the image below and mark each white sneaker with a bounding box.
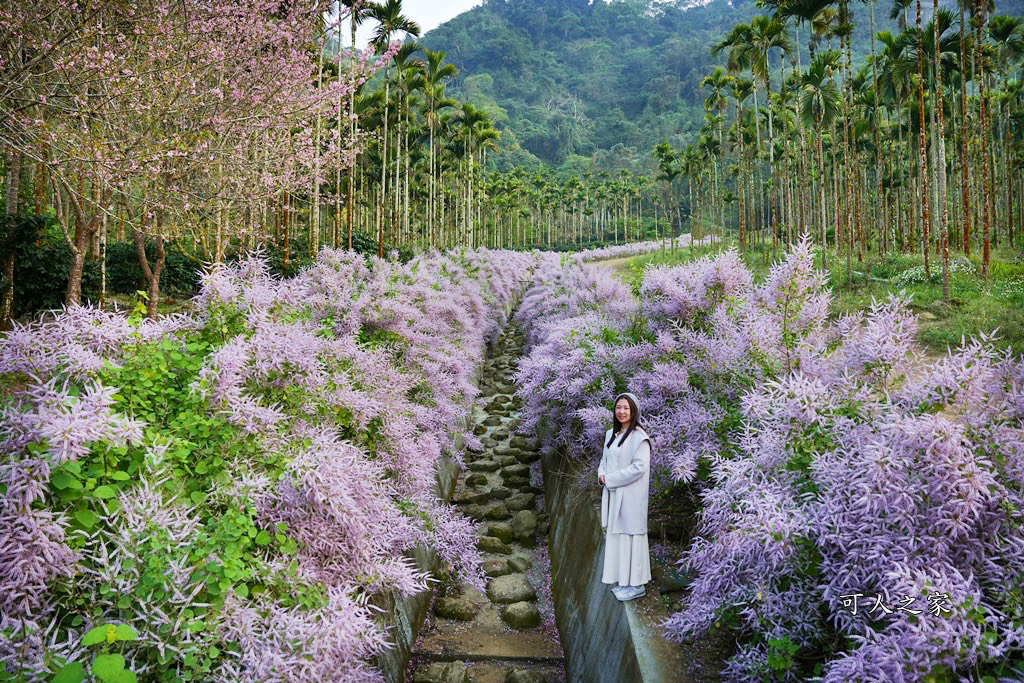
[615,585,646,602]
[611,585,628,599]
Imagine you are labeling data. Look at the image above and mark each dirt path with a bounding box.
[588,256,635,277]
[410,325,565,683]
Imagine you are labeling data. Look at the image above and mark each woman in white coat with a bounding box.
[598,391,651,601]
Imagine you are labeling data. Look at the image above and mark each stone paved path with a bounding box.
[410,325,565,683]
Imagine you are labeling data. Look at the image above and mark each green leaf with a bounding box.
[234,583,249,598]
[51,472,82,490]
[75,509,100,528]
[110,471,130,481]
[51,661,86,683]
[106,667,136,683]
[113,625,138,641]
[190,491,207,505]
[91,653,126,682]
[82,625,110,646]
[93,485,117,499]
[254,531,272,546]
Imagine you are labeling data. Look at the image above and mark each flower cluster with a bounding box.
[514,238,1024,680]
[893,256,975,287]
[0,247,534,681]
[0,306,195,380]
[514,254,646,459]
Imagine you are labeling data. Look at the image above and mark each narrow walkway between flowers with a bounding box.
[409,324,565,683]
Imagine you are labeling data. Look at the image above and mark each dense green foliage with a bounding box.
[1,222,388,318]
[421,0,1024,170]
[9,235,197,316]
[422,0,758,168]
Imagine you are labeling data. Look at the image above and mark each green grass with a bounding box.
[0,372,29,403]
[619,240,1024,356]
[104,292,194,316]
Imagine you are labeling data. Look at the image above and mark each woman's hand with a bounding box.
[599,474,606,486]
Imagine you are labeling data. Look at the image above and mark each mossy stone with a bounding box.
[433,597,478,622]
[477,535,512,555]
[501,601,541,629]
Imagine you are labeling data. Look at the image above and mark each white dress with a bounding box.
[599,429,652,588]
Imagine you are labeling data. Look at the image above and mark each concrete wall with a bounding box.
[374,454,461,683]
[542,447,685,683]
[542,450,645,683]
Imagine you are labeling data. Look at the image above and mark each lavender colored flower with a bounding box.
[1,247,537,680]
[514,238,1024,680]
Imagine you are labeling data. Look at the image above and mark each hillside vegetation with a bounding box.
[421,0,1024,171]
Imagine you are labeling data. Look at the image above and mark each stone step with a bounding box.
[414,629,564,664]
[454,661,565,683]
[413,325,565,681]
[409,660,567,683]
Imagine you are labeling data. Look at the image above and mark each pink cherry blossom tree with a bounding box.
[1,0,395,315]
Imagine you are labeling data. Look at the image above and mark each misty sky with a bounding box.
[343,0,483,48]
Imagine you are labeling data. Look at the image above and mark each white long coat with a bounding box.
[598,426,651,535]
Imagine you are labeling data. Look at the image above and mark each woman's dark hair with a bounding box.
[606,394,641,448]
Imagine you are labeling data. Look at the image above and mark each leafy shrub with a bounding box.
[12,231,198,317]
[103,241,199,297]
[893,257,975,287]
[1,247,535,681]
[10,226,401,320]
[10,229,99,315]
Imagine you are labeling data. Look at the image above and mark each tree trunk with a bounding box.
[379,75,390,257]
[66,229,90,306]
[283,191,291,273]
[959,5,972,256]
[99,206,107,308]
[347,13,357,251]
[63,180,108,307]
[817,122,827,272]
[1,147,21,330]
[132,220,166,319]
[739,137,747,249]
[934,0,950,301]
[311,33,324,260]
[976,12,991,278]
[916,0,931,278]
[869,0,883,254]
[0,253,12,331]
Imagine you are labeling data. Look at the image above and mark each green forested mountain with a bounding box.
[421,0,756,170]
[420,0,1023,172]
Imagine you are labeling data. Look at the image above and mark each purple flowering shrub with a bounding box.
[1,248,533,681]
[678,322,1024,682]
[515,239,1024,681]
[516,254,638,347]
[514,255,652,459]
